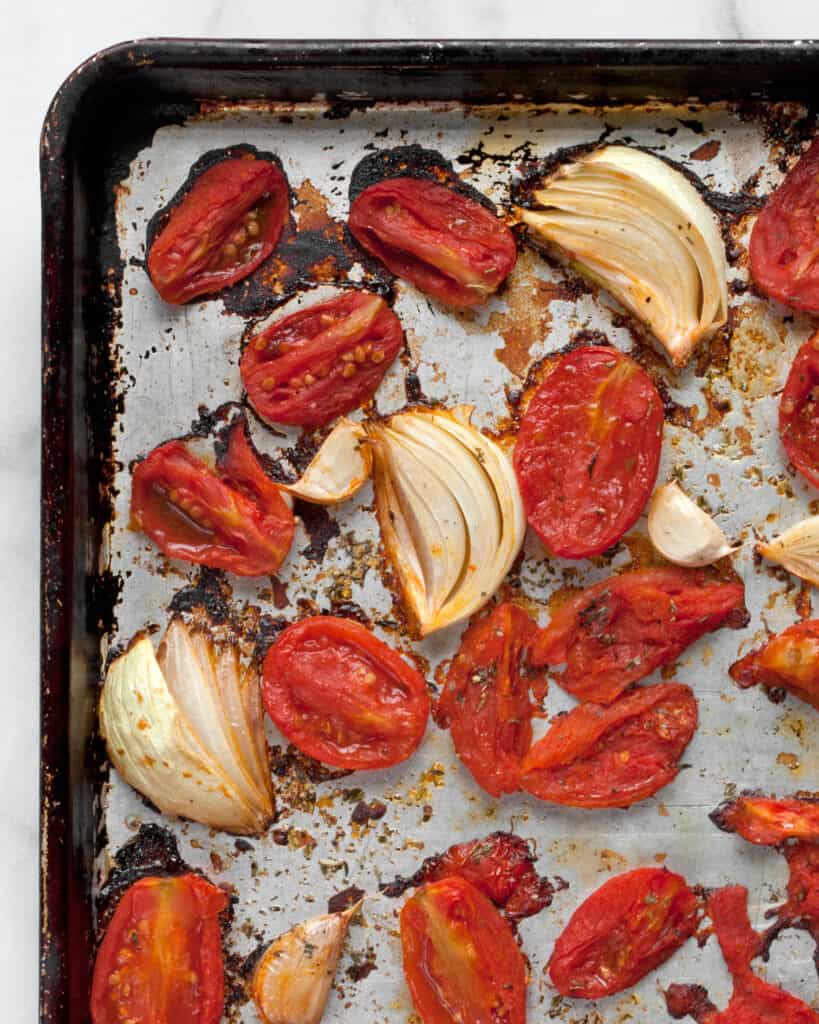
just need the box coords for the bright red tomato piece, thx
[549,866,698,1000]
[261,616,430,769]
[130,419,295,576]
[730,618,819,711]
[532,568,747,704]
[435,603,545,798]
[147,156,289,304]
[520,683,698,809]
[348,176,517,309]
[400,876,527,1024]
[765,842,819,969]
[513,346,663,559]
[780,333,819,488]
[750,139,819,314]
[710,794,819,846]
[241,290,403,427]
[91,873,228,1024]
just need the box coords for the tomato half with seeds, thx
[710,794,819,846]
[262,616,430,769]
[780,332,819,488]
[549,867,698,1000]
[730,618,819,711]
[147,156,289,304]
[520,683,698,809]
[91,873,228,1024]
[750,139,819,314]
[130,418,294,576]
[400,876,527,1024]
[513,346,663,559]
[532,568,748,704]
[435,603,545,798]
[348,177,517,309]
[241,291,403,427]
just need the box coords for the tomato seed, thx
[222,242,238,261]
[262,377,277,391]
[342,363,357,378]
[354,345,366,363]
[371,350,385,364]
[320,314,336,326]
[304,373,316,386]
[246,220,260,238]
[291,376,303,389]
[245,207,259,221]
[231,226,247,246]
[341,351,355,362]
[254,336,268,350]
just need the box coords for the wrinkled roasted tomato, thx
[750,139,819,314]
[435,603,544,798]
[665,885,819,1024]
[261,616,430,770]
[730,618,819,711]
[711,794,819,846]
[91,873,228,1024]
[400,876,527,1024]
[766,842,819,968]
[241,291,404,428]
[520,683,698,808]
[147,156,289,304]
[549,866,698,1000]
[130,418,295,576]
[348,177,517,308]
[780,333,819,488]
[532,568,747,704]
[513,346,663,559]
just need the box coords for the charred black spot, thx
[270,744,352,784]
[327,885,366,914]
[168,568,234,622]
[296,501,340,562]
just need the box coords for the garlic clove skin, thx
[758,515,819,587]
[647,481,736,568]
[252,902,362,1024]
[278,418,372,505]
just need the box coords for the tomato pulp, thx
[779,332,819,488]
[730,618,819,712]
[262,616,430,769]
[711,794,819,846]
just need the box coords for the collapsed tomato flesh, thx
[147,156,289,304]
[513,346,663,559]
[261,616,430,770]
[520,683,698,809]
[665,885,819,1024]
[549,866,698,1000]
[730,618,819,712]
[241,290,404,427]
[780,333,819,489]
[765,842,819,972]
[400,876,527,1024]
[435,602,545,798]
[750,139,819,314]
[710,794,819,846]
[348,176,517,308]
[91,873,228,1024]
[130,419,295,577]
[532,568,747,704]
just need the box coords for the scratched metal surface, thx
[103,102,819,1022]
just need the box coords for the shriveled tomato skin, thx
[400,876,527,1024]
[532,568,748,704]
[780,333,819,488]
[520,683,698,808]
[262,616,430,769]
[513,346,663,559]
[730,618,819,712]
[348,177,517,309]
[147,157,289,304]
[130,420,294,577]
[549,867,698,1000]
[241,291,403,427]
[91,873,228,1024]
[435,603,545,797]
[750,140,819,314]
[710,794,819,846]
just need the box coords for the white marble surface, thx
[3,0,818,1019]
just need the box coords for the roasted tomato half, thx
[710,794,819,846]
[532,568,747,704]
[261,616,430,769]
[780,333,819,488]
[348,177,517,309]
[513,346,663,559]
[241,290,403,427]
[550,866,698,1000]
[91,873,228,1024]
[767,842,819,964]
[435,603,545,798]
[750,139,819,314]
[400,876,527,1024]
[520,683,698,809]
[731,618,819,712]
[130,418,295,577]
[147,156,289,304]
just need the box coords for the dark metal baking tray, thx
[40,39,819,1024]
